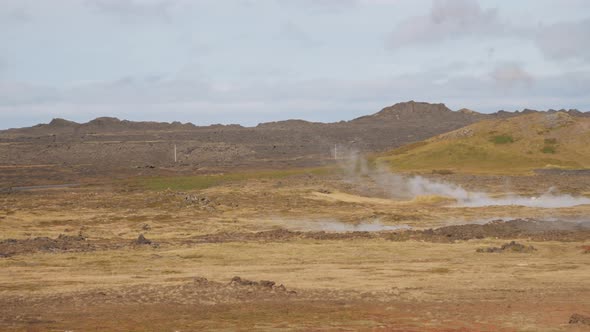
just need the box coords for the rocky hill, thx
[1,101,587,179]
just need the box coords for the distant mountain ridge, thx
[1,101,588,174]
[3,100,586,134]
[35,116,201,134]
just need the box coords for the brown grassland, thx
[0,166,589,331]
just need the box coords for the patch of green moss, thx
[544,138,557,144]
[490,134,514,144]
[136,167,333,190]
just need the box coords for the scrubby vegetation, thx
[542,138,558,154]
[432,169,454,175]
[137,167,332,190]
[490,134,514,144]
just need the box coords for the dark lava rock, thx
[229,276,290,293]
[569,313,590,325]
[57,232,86,241]
[477,241,536,253]
[193,276,209,285]
[230,276,257,287]
[134,234,152,245]
[259,280,276,289]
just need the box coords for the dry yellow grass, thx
[379,112,590,174]
[1,172,590,331]
[2,239,588,301]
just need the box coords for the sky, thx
[1,0,589,129]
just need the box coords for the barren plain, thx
[1,165,589,331]
[1,103,590,331]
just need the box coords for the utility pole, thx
[174,144,177,163]
[334,144,337,160]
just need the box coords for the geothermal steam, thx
[340,152,590,208]
[405,176,590,208]
[275,218,411,232]
[304,220,410,232]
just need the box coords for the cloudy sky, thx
[1,0,589,128]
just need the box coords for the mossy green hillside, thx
[379,112,590,174]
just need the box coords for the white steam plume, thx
[309,220,410,232]
[407,176,590,208]
[271,217,411,232]
[339,151,590,208]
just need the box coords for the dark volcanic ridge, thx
[3,101,586,134]
[1,101,588,176]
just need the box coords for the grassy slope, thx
[136,167,333,190]
[378,112,590,174]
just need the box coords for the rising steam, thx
[405,176,590,208]
[303,220,410,232]
[271,218,411,232]
[339,151,590,208]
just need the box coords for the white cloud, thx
[0,5,30,22]
[385,1,590,66]
[388,0,507,48]
[278,21,321,48]
[489,62,533,87]
[0,81,60,105]
[536,18,590,62]
[279,0,358,12]
[86,0,183,22]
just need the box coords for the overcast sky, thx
[1,0,589,128]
